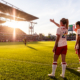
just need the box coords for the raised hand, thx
[50,19,55,23]
[50,19,60,27]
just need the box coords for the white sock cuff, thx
[53,62,57,65]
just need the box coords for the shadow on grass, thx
[50,77,58,80]
[50,77,67,80]
[66,67,80,77]
[27,46,37,51]
[63,78,68,80]
[28,41,40,44]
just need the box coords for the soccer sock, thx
[62,62,66,77]
[52,62,57,76]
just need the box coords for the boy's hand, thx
[53,46,56,53]
[74,46,77,51]
[75,48,77,51]
[50,19,55,23]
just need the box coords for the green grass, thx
[0,41,80,80]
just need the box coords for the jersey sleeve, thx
[77,29,80,37]
[56,28,60,35]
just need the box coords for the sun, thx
[3,20,18,39]
[4,20,18,28]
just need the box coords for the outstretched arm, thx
[50,19,60,27]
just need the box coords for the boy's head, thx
[76,21,80,29]
[60,18,69,29]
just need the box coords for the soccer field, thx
[0,41,80,80]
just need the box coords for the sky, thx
[1,0,80,36]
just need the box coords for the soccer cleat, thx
[77,67,80,72]
[48,73,55,78]
[60,74,65,78]
[78,67,80,69]
[77,70,80,72]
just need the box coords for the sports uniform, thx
[76,29,80,54]
[48,26,68,78]
[55,26,68,55]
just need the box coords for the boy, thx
[75,21,80,63]
[24,37,27,45]
[48,18,68,78]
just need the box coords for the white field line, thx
[0,58,51,66]
[0,58,80,69]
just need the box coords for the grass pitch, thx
[0,41,80,80]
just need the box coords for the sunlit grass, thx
[0,41,79,80]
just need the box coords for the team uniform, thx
[76,29,80,54]
[48,26,68,78]
[55,26,68,55]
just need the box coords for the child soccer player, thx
[48,18,69,78]
[24,37,27,45]
[75,21,80,63]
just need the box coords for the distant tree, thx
[68,33,76,37]
[48,33,51,39]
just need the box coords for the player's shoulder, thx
[77,29,80,32]
[56,27,61,33]
[57,27,61,30]
[77,29,80,34]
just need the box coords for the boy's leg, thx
[48,47,61,77]
[78,49,80,63]
[61,54,66,78]
[48,54,59,77]
[60,46,67,78]
[78,54,80,63]
[52,54,59,75]
[77,50,80,72]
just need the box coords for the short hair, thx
[76,21,80,26]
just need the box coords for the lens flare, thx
[13,8,16,40]
[13,28,16,39]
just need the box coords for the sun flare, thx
[4,21,18,28]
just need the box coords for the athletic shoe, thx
[60,74,65,78]
[48,73,55,78]
[77,70,80,72]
